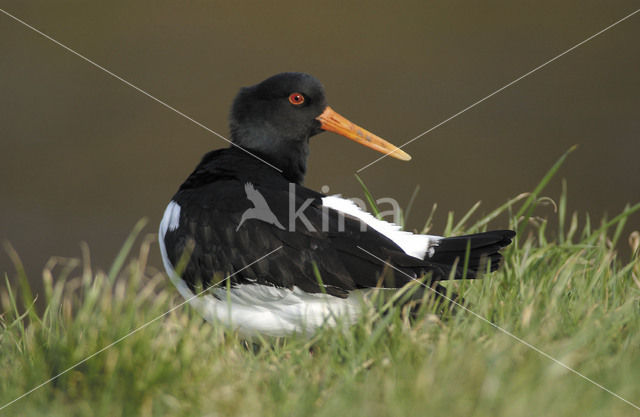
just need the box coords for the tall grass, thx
[1,151,639,416]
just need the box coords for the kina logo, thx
[236,183,285,231]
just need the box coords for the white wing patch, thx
[322,195,441,259]
[159,200,181,238]
[158,200,194,303]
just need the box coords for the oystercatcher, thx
[159,72,514,337]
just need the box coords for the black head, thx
[229,72,410,183]
[230,73,327,147]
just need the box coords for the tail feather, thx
[430,230,515,279]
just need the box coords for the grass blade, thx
[107,218,148,281]
[354,173,380,217]
[514,145,577,237]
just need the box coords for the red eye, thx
[288,93,305,105]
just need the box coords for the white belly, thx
[190,284,367,337]
[159,201,366,337]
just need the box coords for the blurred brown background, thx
[1,1,639,289]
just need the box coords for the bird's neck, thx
[252,140,309,184]
[231,128,310,184]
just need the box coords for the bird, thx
[159,72,515,337]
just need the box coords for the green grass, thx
[2,153,640,416]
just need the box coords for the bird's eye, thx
[288,93,305,106]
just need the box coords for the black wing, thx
[163,177,431,297]
[161,149,513,298]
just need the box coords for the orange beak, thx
[315,107,411,161]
